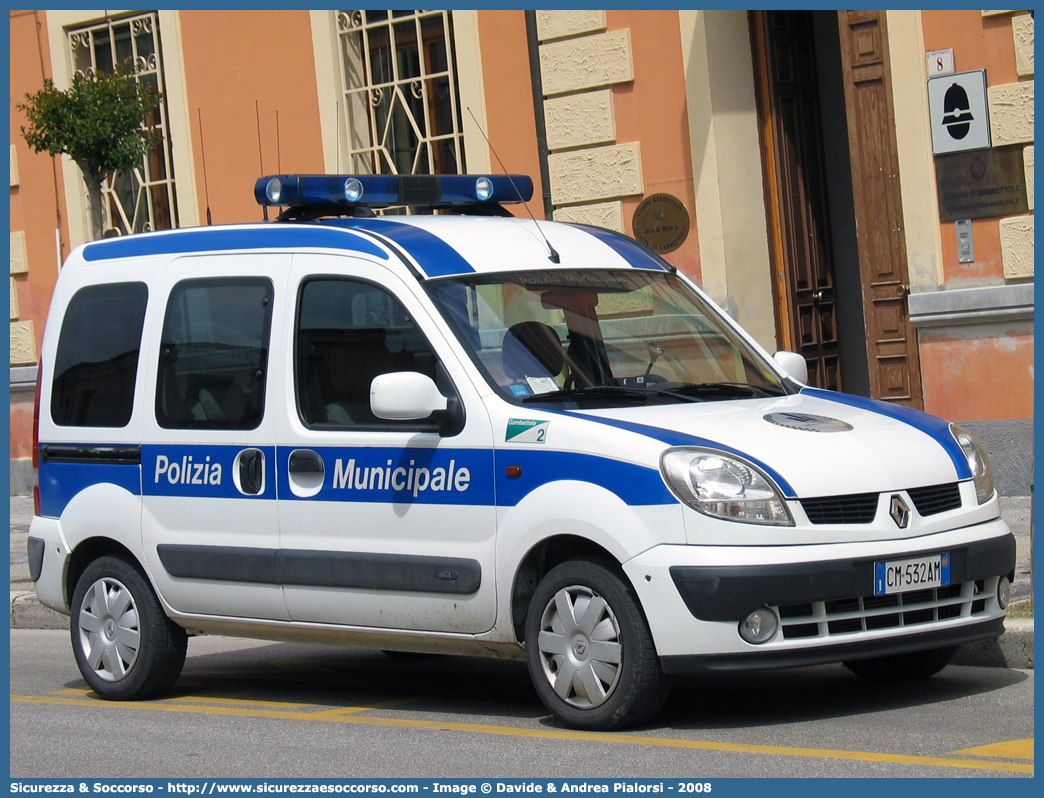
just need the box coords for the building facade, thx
[9,9,1033,493]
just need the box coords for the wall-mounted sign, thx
[631,193,690,254]
[927,70,990,154]
[935,144,1028,222]
[926,49,955,76]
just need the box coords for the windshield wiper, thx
[659,382,784,399]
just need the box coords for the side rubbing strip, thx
[276,550,481,595]
[158,545,279,585]
[156,544,480,595]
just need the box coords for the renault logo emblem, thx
[889,495,910,528]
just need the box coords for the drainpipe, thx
[524,11,554,220]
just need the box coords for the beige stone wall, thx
[1000,216,1034,279]
[534,11,640,230]
[9,230,33,365]
[988,81,1034,146]
[535,10,605,43]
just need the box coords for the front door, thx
[753,10,843,392]
[276,254,498,634]
[837,10,923,408]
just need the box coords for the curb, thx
[10,589,1034,669]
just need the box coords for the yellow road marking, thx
[53,687,314,710]
[952,739,1034,760]
[10,693,1032,775]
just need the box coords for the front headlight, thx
[661,447,794,526]
[950,424,995,504]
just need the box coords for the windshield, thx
[428,269,790,407]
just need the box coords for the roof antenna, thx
[256,99,267,221]
[197,109,212,225]
[467,107,559,264]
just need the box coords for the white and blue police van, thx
[29,173,1015,730]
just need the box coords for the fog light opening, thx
[739,608,779,644]
[997,576,1011,610]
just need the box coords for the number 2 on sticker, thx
[536,428,545,442]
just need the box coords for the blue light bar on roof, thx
[254,174,533,209]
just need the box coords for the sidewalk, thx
[9,494,1033,668]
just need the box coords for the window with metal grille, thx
[68,12,177,235]
[337,10,465,178]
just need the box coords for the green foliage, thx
[18,61,161,186]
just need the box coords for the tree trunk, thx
[83,171,105,241]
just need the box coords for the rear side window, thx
[51,282,148,428]
[156,277,273,430]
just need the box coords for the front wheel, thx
[525,559,670,730]
[70,555,187,700]
[844,646,956,682]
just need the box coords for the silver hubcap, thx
[537,585,622,709]
[77,576,141,683]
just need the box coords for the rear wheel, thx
[844,646,956,681]
[525,559,670,730]
[70,555,187,700]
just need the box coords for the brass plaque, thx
[936,145,1029,222]
[632,193,690,253]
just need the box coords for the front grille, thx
[799,482,963,525]
[908,483,962,516]
[801,492,878,524]
[776,578,992,640]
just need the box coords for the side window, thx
[51,282,148,427]
[296,278,437,428]
[156,278,273,430]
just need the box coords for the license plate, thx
[874,553,951,596]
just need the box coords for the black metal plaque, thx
[936,145,1029,222]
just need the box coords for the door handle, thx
[235,448,265,496]
[896,284,910,298]
[288,450,324,474]
[812,290,824,302]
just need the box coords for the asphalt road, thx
[9,629,1033,779]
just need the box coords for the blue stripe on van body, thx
[330,219,476,277]
[40,442,674,516]
[81,225,389,262]
[276,446,494,505]
[549,410,798,498]
[37,458,142,518]
[569,225,671,271]
[799,388,970,479]
[495,449,674,507]
[142,445,277,500]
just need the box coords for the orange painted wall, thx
[921,10,1028,286]
[919,327,1034,421]
[9,10,70,356]
[475,11,545,214]
[10,11,71,460]
[607,10,700,283]
[178,10,325,226]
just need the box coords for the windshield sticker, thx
[526,376,560,394]
[507,419,549,444]
[509,383,531,397]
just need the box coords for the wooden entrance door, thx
[752,10,842,391]
[836,10,923,408]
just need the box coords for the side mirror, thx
[370,371,464,437]
[773,351,808,385]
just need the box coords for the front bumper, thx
[622,518,1014,669]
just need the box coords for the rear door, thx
[276,254,498,634]
[140,254,287,620]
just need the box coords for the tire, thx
[70,555,187,700]
[524,559,671,730]
[844,646,956,682]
